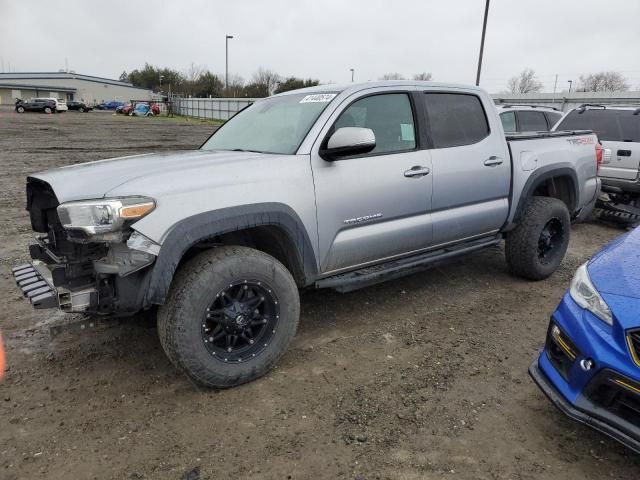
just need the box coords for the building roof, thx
[0,72,151,91]
[0,83,76,92]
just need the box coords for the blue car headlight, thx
[569,263,613,325]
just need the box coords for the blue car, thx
[530,226,640,453]
[97,101,124,110]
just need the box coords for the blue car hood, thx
[588,227,640,300]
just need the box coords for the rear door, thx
[423,91,510,246]
[557,109,640,181]
[311,89,433,274]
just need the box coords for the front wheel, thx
[79,107,85,112]
[44,107,52,114]
[158,246,300,388]
[505,196,571,280]
[16,106,25,113]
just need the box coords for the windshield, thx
[201,92,338,154]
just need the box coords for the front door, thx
[311,90,433,274]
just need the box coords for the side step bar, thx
[315,235,502,293]
[12,263,58,309]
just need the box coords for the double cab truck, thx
[13,81,602,388]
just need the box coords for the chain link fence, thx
[169,97,257,121]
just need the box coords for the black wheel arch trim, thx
[143,203,317,306]
[512,166,579,225]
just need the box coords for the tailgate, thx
[600,140,640,181]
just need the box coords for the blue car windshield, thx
[201,92,338,155]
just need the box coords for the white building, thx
[0,71,155,105]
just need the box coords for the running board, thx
[315,236,502,293]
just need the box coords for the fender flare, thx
[143,203,317,306]
[513,166,579,224]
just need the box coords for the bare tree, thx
[412,72,433,81]
[380,72,405,80]
[224,74,245,97]
[578,71,629,92]
[250,68,281,96]
[507,68,543,94]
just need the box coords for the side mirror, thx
[320,127,376,160]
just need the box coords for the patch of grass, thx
[111,113,224,126]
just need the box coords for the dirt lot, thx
[0,108,637,480]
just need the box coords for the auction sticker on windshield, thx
[299,94,337,103]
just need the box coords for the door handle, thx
[404,166,430,178]
[484,156,503,167]
[617,149,632,157]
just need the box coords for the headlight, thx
[57,197,155,238]
[569,263,613,325]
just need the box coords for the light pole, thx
[159,74,165,92]
[567,80,573,95]
[350,68,354,82]
[225,35,234,90]
[475,0,490,86]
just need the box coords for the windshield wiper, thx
[231,148,265,153]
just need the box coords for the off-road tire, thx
[505,196,571,280]
[157,246,300,388]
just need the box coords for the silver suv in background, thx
[497,105,563,133]
[554,104,640,225]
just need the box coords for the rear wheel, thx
[158,246,300,388]
[79,107,85,112]
[505,196,571,280]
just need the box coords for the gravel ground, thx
[0,108,638,480]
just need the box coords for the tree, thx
[380,72,405,80]
[274,76,320,94]
[119,70,128,82]
[193,71,224,98]
[223,74,245,98]
[125,63,184,93]
[248,68,281,97]
[412,72,433,81]
[578,71,629,92]
[507,68,543,94]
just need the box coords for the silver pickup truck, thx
[13,81,601,388]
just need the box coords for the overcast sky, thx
[2,0,639,93]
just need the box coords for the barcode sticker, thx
[300,94,337,103]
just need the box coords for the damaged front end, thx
[12,178,160,315]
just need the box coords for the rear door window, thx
[517,111,548,131]
[423,93,490,148]
[500,111,516,132]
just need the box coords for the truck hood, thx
[588,227,640,299]
[29,150,265,203]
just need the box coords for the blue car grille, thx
[586,370,640,429]
[627,330,640,368]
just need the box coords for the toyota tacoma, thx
[13,81,602,388]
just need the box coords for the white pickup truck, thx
[14,81,602,387]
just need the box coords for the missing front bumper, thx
[12,261,97,312]
[12,262,57,309]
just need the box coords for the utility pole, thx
[225,35,234,90]
[350,68,354,82]
[475,0,490,86]
[568,79,573,95]
[552,74,558,103]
